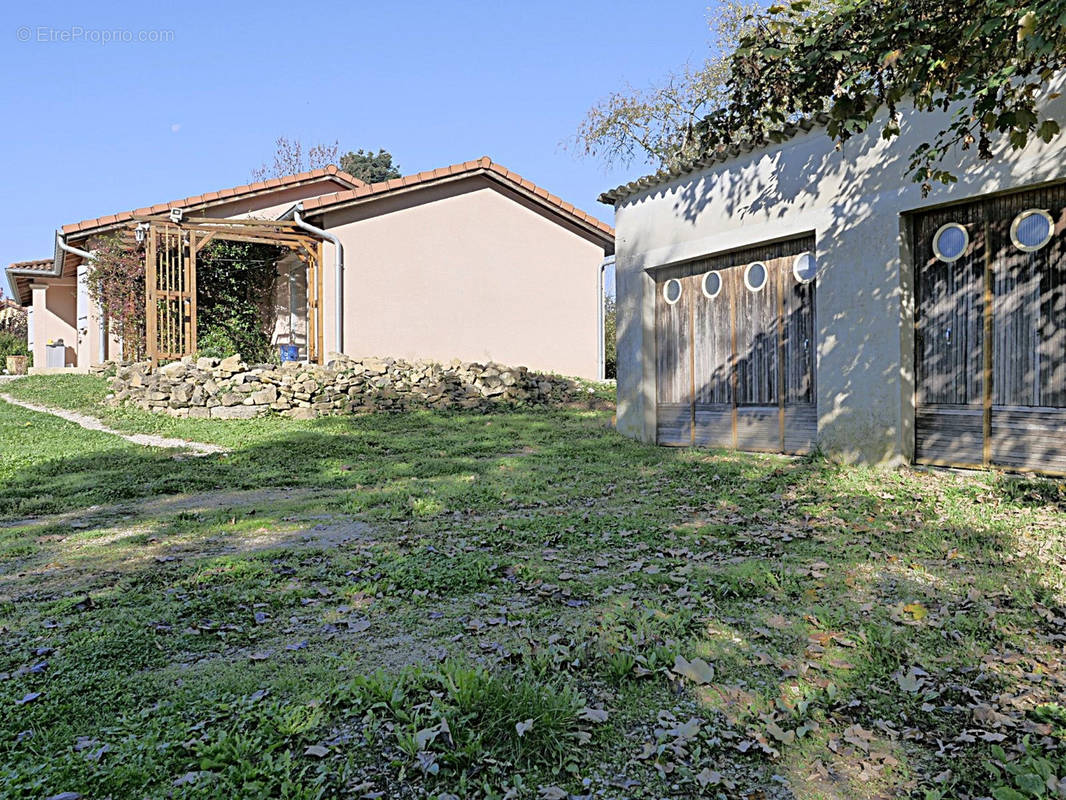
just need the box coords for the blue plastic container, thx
[279,344,299,363]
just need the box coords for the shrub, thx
[0,331,29,361]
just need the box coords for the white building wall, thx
[613,88,1066,463]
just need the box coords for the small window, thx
[744,262,768,293]
[662,278,682,305]
[932,222,969,263]
[793,251,817,283]
[701,271,722,299]
[1011,209,1054,252]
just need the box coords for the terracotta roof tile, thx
[61,164,367,236]
[6,258,54,272]
[299,158,613,241]
[599,112,833,205]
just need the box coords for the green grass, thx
[0,375,1064,798]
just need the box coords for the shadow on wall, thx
[616,108,1066,465]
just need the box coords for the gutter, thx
[5,232,66,300]
[291,205,344,357]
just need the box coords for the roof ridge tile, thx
[299,156,613,238]
[61,165,367,235]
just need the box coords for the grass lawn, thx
[1,375,1065,799]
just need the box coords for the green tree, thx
[700,0,1066,191]
[339,149,402,184]
[603,294,617,379]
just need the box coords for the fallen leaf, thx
[896,668,924,693]
[695,767,721,788]
[304,744,329,758]
[579,706,609,723]
[673,655,715,685]
[765,718,796,744]
[903,602,928,621]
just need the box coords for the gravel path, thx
[0,391,228,455]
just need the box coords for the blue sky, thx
[0,0,716,271]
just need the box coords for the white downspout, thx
[58,237,105,364]
[292,206,343,357]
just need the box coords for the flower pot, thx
[6,355,28,375]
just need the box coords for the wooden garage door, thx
[914,183,1066,473]
[655,236,816,453]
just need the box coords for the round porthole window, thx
[744,262,768,293]
[932,222,969,263]
[1011,209,1054,252]
[662,278,682,305]
[701,271,722,299]
[793,251,817,283]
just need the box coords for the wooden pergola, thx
[132,215,325,365]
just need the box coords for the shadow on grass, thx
[1,402,1063,798]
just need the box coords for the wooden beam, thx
[730,275,738,450]
[688,283,696,447]
[176,216,307,229]
[191,230,217,254]
[146,228,157,365]
[982,222,994,467]
[777,262,786,453]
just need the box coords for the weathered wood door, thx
[145,224,197,363]
[654,236,817,453]
[914,184,1066,473]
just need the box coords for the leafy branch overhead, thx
[699,0,1066,191]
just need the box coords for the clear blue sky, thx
[0,0,715,270]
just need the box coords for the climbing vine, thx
[86,232,285,363]
[195,240,282,363]
[85,234,146,360]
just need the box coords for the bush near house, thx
[0,300,30,367]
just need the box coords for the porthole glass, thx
[1011,209,1053,252]
[701,271,722,299]
[744,262,768,292]
[793,251,817,283]
[932,222,969,263]
[662,278,682,305]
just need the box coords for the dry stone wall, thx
[98,353,592,419]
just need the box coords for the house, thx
[601,92,1066,474]
[7,158,614,379]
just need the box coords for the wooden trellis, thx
[137,216,325,365]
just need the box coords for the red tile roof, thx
[5,259,56,305]
[62,165,367,236]
[301,157,614,241]
[6,258,55,273]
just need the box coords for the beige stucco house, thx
[7,158,614,379]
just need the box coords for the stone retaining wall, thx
[98,354,594,419]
